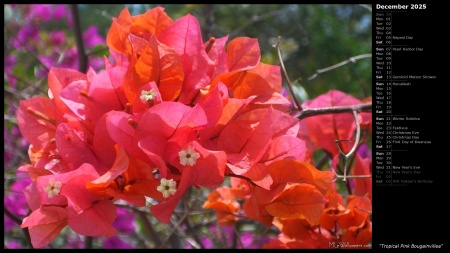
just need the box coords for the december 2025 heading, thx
[376,4,426,10]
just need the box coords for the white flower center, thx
[43,178,62,198]
[140,89,158,102]
[156,178,177,198]
[179,145,200,166]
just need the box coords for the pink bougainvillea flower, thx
[149,141,227,223]
[134,102,208,177]
[121,34,184,103]
[21,163,117,248]
[16,96,56,150]
[217,106,303,189]
[158,13,214,104]
[86,144,163,206]
[298,90,372,157]
[106,7,173,55]
[62,172,117,237]
[21,205,69,248]
[242,160,334,227]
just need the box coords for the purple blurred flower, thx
[113,207,136,234]
[59,48,79,68]
[83,25,105,48]
[102,237,134,249]
[27,4,53,22]
[5,239,22,249]
[65,234,84,249]
[51,5,68,21]
[27,4,68,22]
[49,31,67,48]
[10,25,40,50]
[237,231,269,249]
[26,4,72,28]
[4,54,17,74]
[37,45,106,78]
[357,143,372,159]
[37,47,78,78]
[216,225,234,247]
[281,87,289,97]
[4,173,32,232]
[89,56,106,72]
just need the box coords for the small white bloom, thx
[179,145,200,166]
[140,89,158,102]
[157,178,177,198]
[43,178,62,198]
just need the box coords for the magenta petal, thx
[56,123,105,172]
[21,206,68,249]
[16,97,56,149]
[68,199,117,237]
[87,66,128,123]
[62,174,117,237]
[158,14,203,56]
[59,80,89,120]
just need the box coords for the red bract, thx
[86,145,163,206]
[298,90,372,157]
[21,163,117,247]
[21,206,68,249]
[16,97,56,150]
[150,141,227,223]
[217,107,304,189]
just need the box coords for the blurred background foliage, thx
[74,4,372,100]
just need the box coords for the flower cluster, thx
[15,6,372,249]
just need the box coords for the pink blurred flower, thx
[5,239,23,249]
[27,4,53,22]
[4,173,32,232]
[83,25,105,48]
[52,5,68,21]
[49,31,67,48]
[26,4,68,22]
[113,207,136,234]
[10,25,40,50]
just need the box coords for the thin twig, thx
[4,87,26,101]
[4,206,23,225]
[4,207,33,248]
[137,210,162,247]
[308,54,372,81]
[274,36,303,111]
[70,4,88,73]
[184,216,205,249]
[334,110,360,182]
[297,102,372,120]
[314,152,331,170]
[331,163,353,194]
[159,212,189,249]
[355,205,372,215]
[84,236,93,249]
